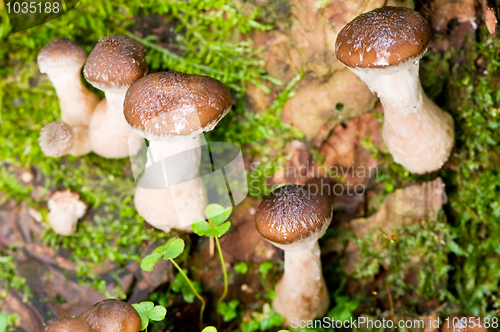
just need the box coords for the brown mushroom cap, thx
[79,299,142,332]
[39,121,74,157]
[255,184,334,245]
[83,35,147,88]
[335,6,431,68]
[38,38,87,73]
[442,314,488,332]
[123,71,233,139]
[42,316,92,332]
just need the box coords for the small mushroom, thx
[39,121,92,157]
[443,314,488,332]
[255,183,334,325]
[42,316,92,332]
[123,71,233,232]
[335,6,454,174]
[48,189,87,236]
[39,121,74,157]
[38,38,100,128]
[84,35,147,158]
[79,299,142,332]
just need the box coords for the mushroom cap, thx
[48,189,87,236]
[442,314,487,332]
[42,316,92,332]
[83,35,147,88]
[38,38,87,73]
[123,71,233,140]
[335,6,431,68]
[39,121,74,157]
[79,299,142,332]
[255,184,334,246]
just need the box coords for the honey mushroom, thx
[84,35,147,158]
[38,38,100,157]
[335,6,454,174]
[123,71,233,232]
[255,183,334,326]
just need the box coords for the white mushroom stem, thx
[48,190,87,236]
[349,60,454,174]
[133,134,207,232]
[273,241,329,325]
[68,126,92,157]
[43,69,99,127]
[88,86,143,158]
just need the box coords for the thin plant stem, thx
[170,259,206,331]
[215,236,228,327]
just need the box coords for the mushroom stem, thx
[134,135,207,232]
[273,241,329,325]
[45,71,99,127]
[88,86,143,158]
[146,136,202,182]
[350,60,454,174]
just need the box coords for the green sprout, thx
[131,301,167,331]
[140,237,206,330]
[0,313,7,332]
[192,204,233,327]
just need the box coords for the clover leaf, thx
[140,238,185,271]
[132,301,167,331]
[202,327,218,332]
[191,204,232,237]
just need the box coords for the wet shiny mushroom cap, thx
[42,316,92,332]
[255,184,334,245]
[80,299,142,332]
[123,71,233,139]
[83,35,147,88]
[38,38,87,73]
[335,6,431,68]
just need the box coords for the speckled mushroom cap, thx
[255,184,334,246]
[38,38,87,73]
[80,299,141,332]
[39,121,74,157]
[442,314,487,332]
[335,6,431,68]
[42,316,92,332]
[83,35,147,89]
[123,71,233,140]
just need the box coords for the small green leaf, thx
[205,222,231,237]
[163,238,185,260]
[192,220,212,235]
[140,238,185,271]
[147,305,167,321]
[234,262,248,274]
[202,327,218,332]
[259,262,273,276]
[205,204,232,225]
[0,313,8,332]
[132,301,167,331]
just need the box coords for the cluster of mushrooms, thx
[42,299,141,332]
[37,5,465,330]
[38,35,233,233]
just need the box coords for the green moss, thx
[0,0,298,301]
[442,28,500,316]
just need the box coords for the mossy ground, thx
[1,0,500,331]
